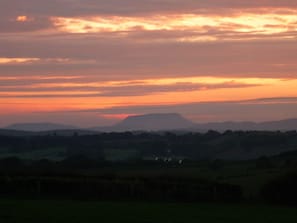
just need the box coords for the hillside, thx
[5,123,78,132]
[92,113,194,131]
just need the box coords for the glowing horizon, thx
[0,1,296,127]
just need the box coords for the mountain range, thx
[3,113,297,132]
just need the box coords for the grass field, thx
[0,199,296,223]
[108,164,292,198]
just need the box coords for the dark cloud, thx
[0,16,52,32]
[1,33,297,79]
[98,82,259,97]
[247,97,297,103]
[0,81,259,97]
[1,0,297,18]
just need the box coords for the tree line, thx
[0,130,296,160]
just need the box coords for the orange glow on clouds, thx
[0,76,281,91]
[0,58,96,65]
[0,76,296,115]
[52,9,297,41]
[0,58,40,64]
[16,15,29,22]
[1,7,297,125]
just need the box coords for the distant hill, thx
[193,118,297,131]
[91,115,297,132]
[5,123,78,132]
[3,115,297,133]
[0,128,98,137]
[257,119,297,131]
[91,113,194,132]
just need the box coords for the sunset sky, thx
[0,0,297,127]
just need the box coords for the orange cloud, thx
[0,57,40,64]
[0,76,296,115]
[0,76,280,96]
[16,15,29,22]
[51,10,297,42]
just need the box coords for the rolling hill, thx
[5,123,78,132]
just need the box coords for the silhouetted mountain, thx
[5,123,78,132]
[91,113,194,132]
[91,115,297,132]
[3,116,297,133]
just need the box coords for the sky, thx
[0,0,297,127]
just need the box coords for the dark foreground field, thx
[1,199,297,223]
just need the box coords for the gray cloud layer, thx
[0,82,259,98]
[1,0,297,80]
[2,0,297,18]
[1,37,296,79]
